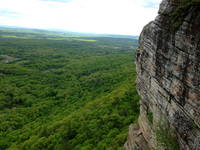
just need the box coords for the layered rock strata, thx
[125,0,200,149]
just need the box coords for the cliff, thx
[124,0,200,149]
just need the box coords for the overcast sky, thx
[0,0,162,35]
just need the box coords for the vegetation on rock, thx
[146,111,153,124]
[156,126,179,150]
[170,0,200,31]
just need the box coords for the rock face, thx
[125,0,200,149]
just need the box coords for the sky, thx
[0,0,162,35]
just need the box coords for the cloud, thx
[0,0,162,35]
[0,9,21,18]
[41,0,73,2]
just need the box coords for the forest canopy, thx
[0,28,139,150]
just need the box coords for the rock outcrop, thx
[125,0,200,149]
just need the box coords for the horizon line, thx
[0,25,140,37]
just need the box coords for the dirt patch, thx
[0,55,19,63]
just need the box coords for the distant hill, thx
[0,26,139,39]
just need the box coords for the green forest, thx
[0,28,139,150]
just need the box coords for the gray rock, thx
[125,0,200,149]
